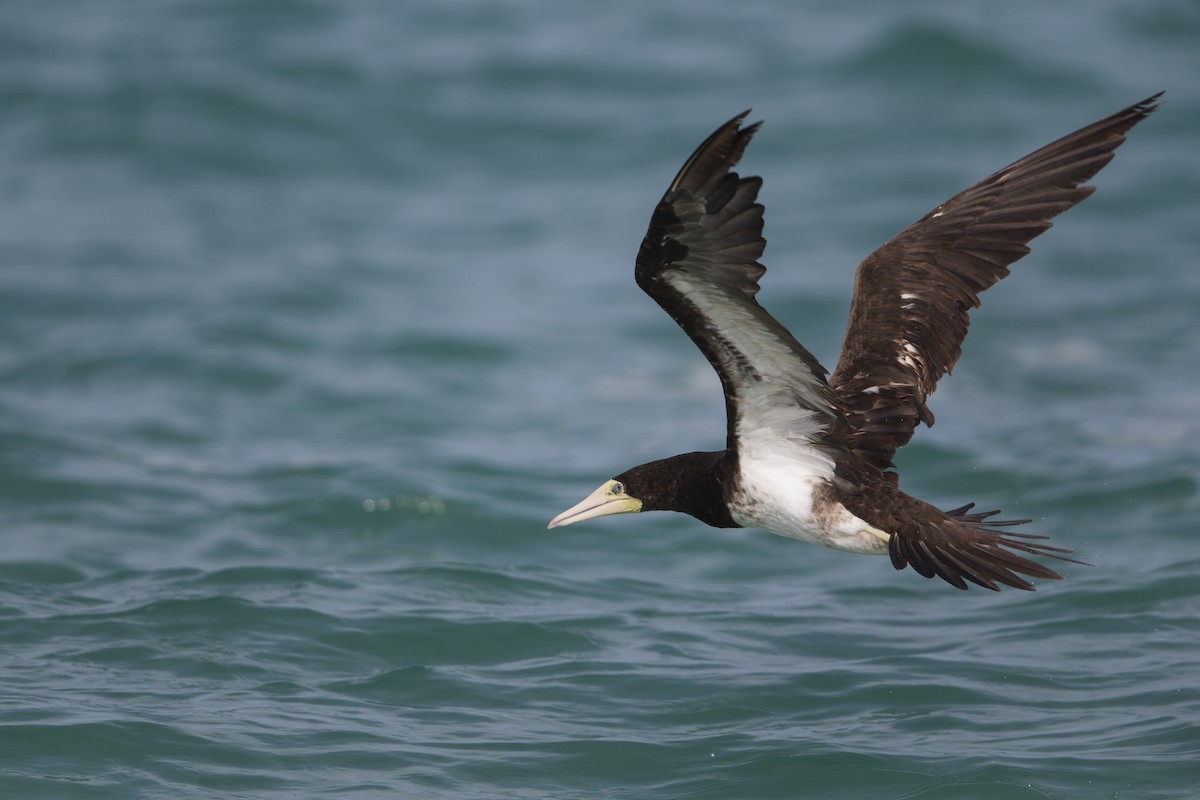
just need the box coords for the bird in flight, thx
[550,94,1161,591]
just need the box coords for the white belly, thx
[728,440,889,555]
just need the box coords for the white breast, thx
[728,433,889,555]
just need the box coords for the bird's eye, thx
[611,481,625,495]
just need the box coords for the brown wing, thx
[830,93,1162,471]
[636,112,843,452]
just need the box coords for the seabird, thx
[549,94,1161,591]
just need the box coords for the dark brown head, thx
[548,451,738,530]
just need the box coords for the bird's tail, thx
[889,502,1089,591]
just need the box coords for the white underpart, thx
[728,398,889,555]
[663,271,828,408]
[662,269,833,420]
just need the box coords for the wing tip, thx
[666,111,764,196]
[1133,90,1165,115]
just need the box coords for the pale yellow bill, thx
[548,479,642,529]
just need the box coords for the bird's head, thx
[546,473,645,529]
[548,452,730,529]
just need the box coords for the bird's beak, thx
[548,479,642,529]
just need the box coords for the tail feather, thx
[888,502,1088,591]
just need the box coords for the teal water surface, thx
[2,1,1199,798]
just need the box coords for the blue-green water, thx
[2,1,1198,797]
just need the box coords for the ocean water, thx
[1,1,1198,797]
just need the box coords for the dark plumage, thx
[550,94,1161,591]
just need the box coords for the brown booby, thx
[549,94,1161,591]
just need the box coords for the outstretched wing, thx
[634,113,843,453]
[830,93,1162,471]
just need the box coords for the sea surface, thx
[1,1,1198,798]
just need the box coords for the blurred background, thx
[1,1,1197,798]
